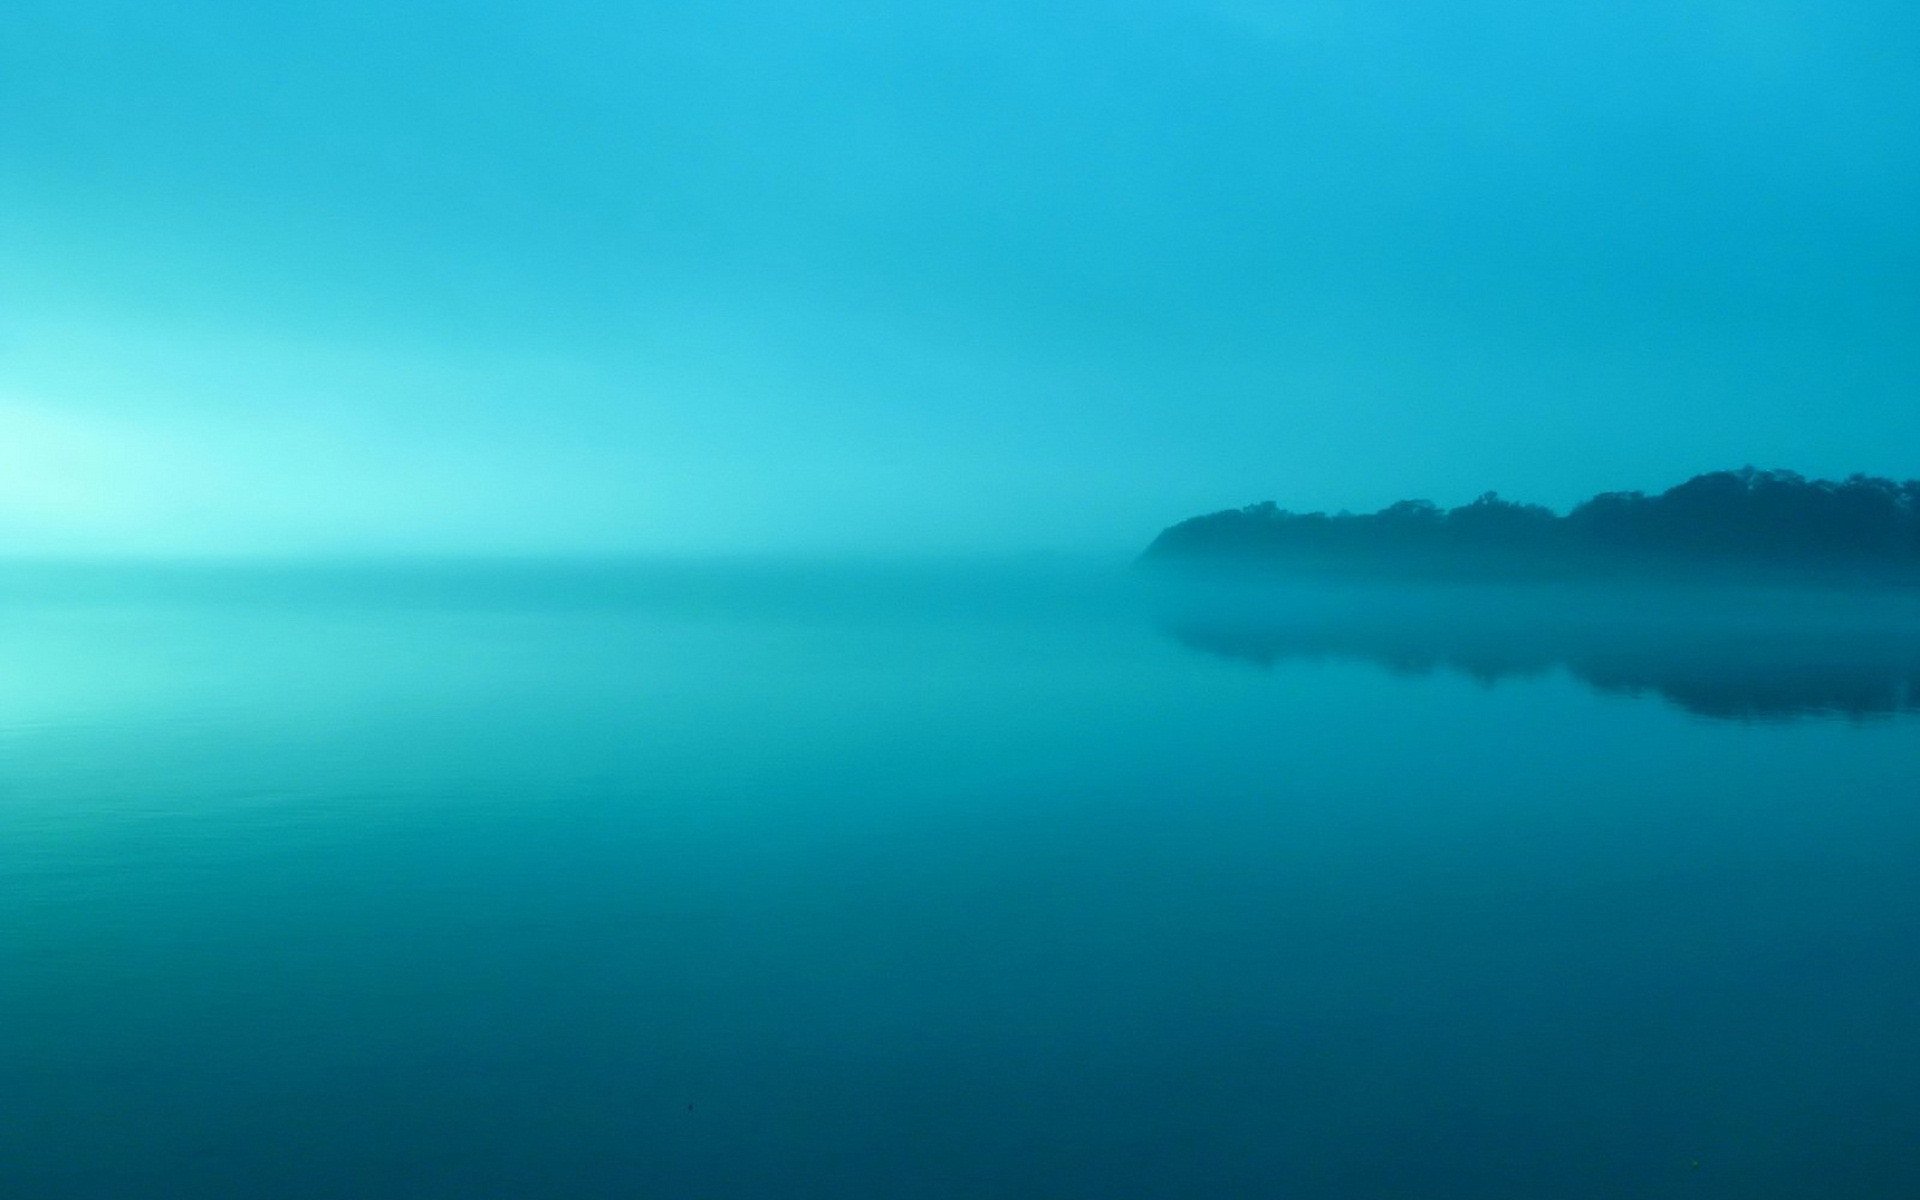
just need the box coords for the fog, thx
[5,2,1919,555]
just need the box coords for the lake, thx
[3,563,1918,1198]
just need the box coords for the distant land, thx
[1141,469,1920,585]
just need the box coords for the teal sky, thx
[3,1,1916,555]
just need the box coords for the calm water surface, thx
[2,564,1917,1198]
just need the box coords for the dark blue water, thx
[3,564,1918,1198]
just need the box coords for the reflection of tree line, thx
[1157,587,1920,721]
[1145,470,1920,584]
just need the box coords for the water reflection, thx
[1154,583,1920,720]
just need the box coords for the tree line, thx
[1142,469,1920,583]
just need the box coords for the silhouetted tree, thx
[1142,468,1920,584]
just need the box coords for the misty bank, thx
[1141,469,1920,586]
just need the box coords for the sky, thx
[2,0,1917,556]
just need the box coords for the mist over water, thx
[9,0,1918,1192]
[3,560,1918,1198]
